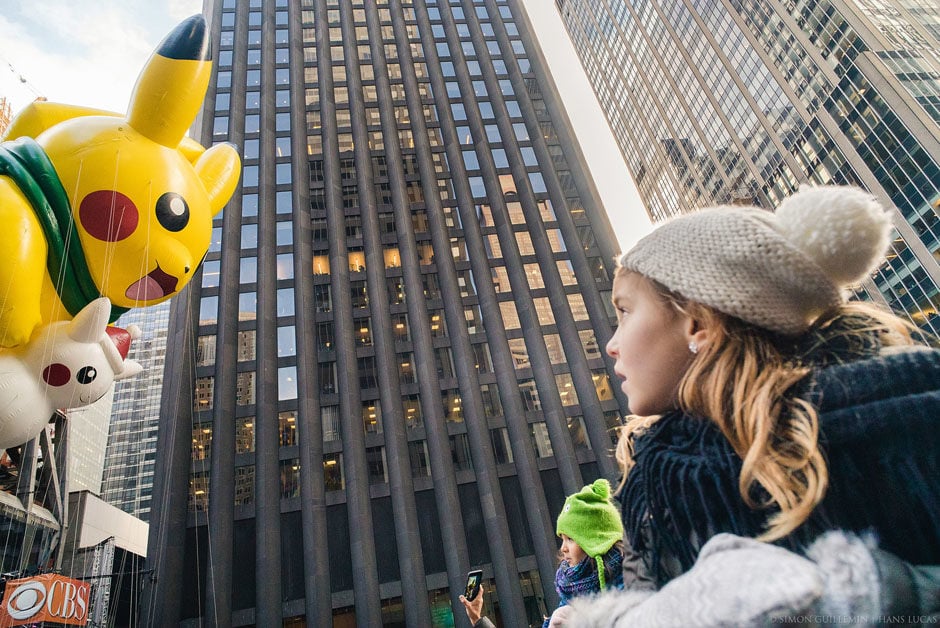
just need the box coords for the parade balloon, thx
[0,298,142,449]
[0,15,239,447]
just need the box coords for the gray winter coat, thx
[568,531,940,627]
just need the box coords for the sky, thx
[0,0,652,251]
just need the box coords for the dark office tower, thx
[143,1,629,626]
[557,0,940,335]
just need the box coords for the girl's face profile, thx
[559,534,586,567]
[605,272,694,416]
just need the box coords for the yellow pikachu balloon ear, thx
[196,143,242,217]
[126,15,211,148]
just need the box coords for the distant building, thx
[0,97,13,136]
[100,302,170,523]
[0,95,47,137]
[144,1,628,626]
[0,415,67,578]
[66,393,114,495]
[557,0,940,334]
[60,491,148,627]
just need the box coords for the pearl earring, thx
[688,341,699,354]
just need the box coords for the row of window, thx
[195,313,604,369]
[200,229,578,289]
[192,343,612,410]
[187,415,600,512]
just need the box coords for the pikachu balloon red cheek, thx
[78,190,139,242]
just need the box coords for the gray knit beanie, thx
[620,185,893,335]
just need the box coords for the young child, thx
[460,479,625,628]
[562,185,939,624]
[544,479,624,627]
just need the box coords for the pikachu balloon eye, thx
[156,192,190,232]
[79,190,140,242]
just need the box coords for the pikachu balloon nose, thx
[0,15,240,349]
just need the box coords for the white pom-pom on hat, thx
[774,185,892,287]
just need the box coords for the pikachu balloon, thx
[0,15,239,349]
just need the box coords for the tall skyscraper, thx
[557,0,940,335]
[144,1,628,626]
[99,301,170,522]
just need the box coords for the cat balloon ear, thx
[67,298,113,344]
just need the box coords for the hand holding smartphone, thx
[464,569,483,602]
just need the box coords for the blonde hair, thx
[613,271,917,541]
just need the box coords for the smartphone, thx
[465,569,483,601]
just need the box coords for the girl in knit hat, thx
[562,185,940,625]
[544,479,625,627]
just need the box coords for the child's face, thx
[605,272,694,416]
[560,534,587,567]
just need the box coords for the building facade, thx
[0,97,13,136]
[99,302,170,522]
[144,1,628,626]
[65,394,113,494]
[557,0,940,335]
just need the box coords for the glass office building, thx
[557,0,940,335]
[144,1,629,626]
[99,302,170,522]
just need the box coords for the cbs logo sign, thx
[1,574,89,626]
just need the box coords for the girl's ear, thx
[683,311,712,352]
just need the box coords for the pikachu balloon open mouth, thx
[0,15,240,447]
[126,265,181,302]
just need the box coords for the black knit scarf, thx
[620,340,940,586]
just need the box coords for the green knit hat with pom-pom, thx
[556,479,623,589]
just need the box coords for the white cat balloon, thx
[0,297,142,448]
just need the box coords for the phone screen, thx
[465,571,482,601]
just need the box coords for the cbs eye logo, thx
[6,581,46,619]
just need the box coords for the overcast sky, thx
[0,0,651,250]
